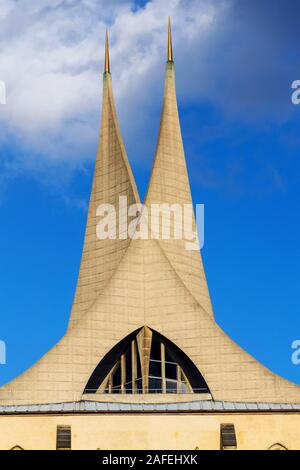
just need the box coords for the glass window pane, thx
[149,358,161,378]
[149,377,162,393]
[166,379,177,393]
[165,362,177,380]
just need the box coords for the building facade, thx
[0,23,299,450]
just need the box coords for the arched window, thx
[10,446,24,450]
[84,327,210,395]
[268,443,288,451]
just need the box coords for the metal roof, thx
[0,400,300,414]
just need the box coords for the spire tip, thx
[105,29,110,74]
[168,17,173,63]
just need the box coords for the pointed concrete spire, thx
[105,29,110,74]
[146,23,214,319]
[68,32,139,329]
[168,17,173,63]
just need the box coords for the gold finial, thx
[168,17,173,63]
[105,29,110,74]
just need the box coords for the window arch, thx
[10,446,24,450]
[84,327,210,395]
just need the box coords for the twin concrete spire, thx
[1,21,300,408]
[104,18,174,74]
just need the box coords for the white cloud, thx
[0,0,297,192]
[0,0,226,176]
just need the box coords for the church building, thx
[0,22,300,451]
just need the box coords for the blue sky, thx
[0,0,300,387]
